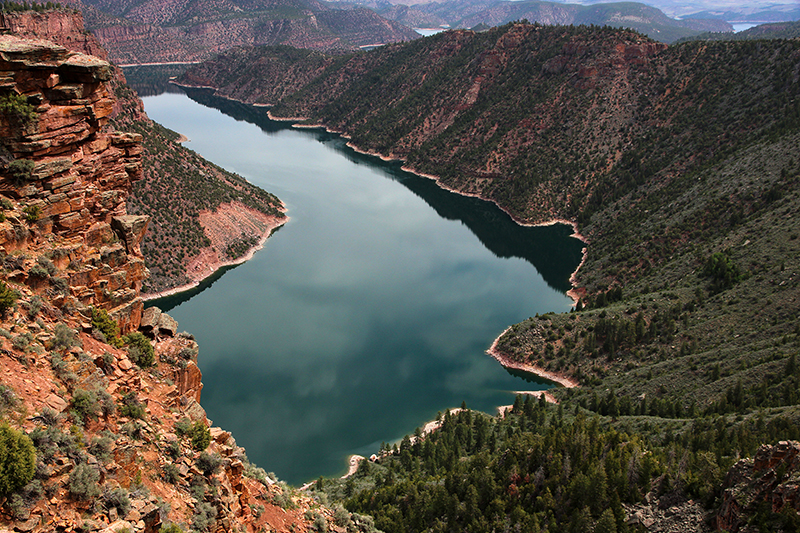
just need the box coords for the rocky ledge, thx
[717,440,800,532]
[0,34,147,331]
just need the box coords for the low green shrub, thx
[192,502,217,532]
[36,407,60,426]
[190,421,211,452]
[123,332,154,368]
[91,308,122,348]
[174,418,192,437]
[101,486,131,516]
[52,323,79,351]
[68,463,100,501]
[70,388,99,425]
[118,392,145,420]
[7,159,34,184]
[163,463,180,484]
[23,295,43,317]
[36,256,56,276]
[22,205,41,223]
[0,423,36,494]
[165,439,181,459]
[11,332,33,352]
[0,281,19,316]
[196,452,222,476]
[0,384,17,415]
[0,94,36,124]
[89,432,115,463]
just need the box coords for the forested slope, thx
[109,87,286,294]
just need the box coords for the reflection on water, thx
[180,87,585,294]
[136,79,583,486]
[122,65,193,97]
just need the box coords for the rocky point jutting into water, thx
[0,33,350,533]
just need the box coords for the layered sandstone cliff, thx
[0,10,289,296]
[0,33,147,331]
[717,441,800,532]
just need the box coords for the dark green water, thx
[141,90,584,485]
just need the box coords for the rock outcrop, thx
[0,34,147,332]
[0,11,109,60]
[717,441,800,532]
[0,10,290,297]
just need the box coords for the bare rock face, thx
[140,306,178,338]
[111,213,149,256]
[0,34,147,331]
[0,11,109,59]
[717,441,800,532]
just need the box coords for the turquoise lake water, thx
[140,89,584,485]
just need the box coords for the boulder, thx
[139,306,162,337]
[158,312,178,337]
[111,214,149,256]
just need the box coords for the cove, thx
[139,88,585,486]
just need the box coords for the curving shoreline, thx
[142,215,287,301]
[171,82,587,387]
[487,326,580,390]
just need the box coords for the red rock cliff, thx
[0,34,148,331]
[717,440,800,532]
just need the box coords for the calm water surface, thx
[141,90,584,485]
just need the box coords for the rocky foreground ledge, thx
[0,34,147,331]
[0,35,340,533]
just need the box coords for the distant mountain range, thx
[360,0,800,25]
[62,0,419,64]
[62,0,800,66]
[585,0,800,21]
[335,0,734,43]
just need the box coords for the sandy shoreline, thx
[142,216,286,301]
[487,326,580,389]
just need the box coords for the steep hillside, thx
[60,0,418,64]
[111,104,287,296]
[179,23,798,226]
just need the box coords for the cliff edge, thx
[0,34,342,533]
